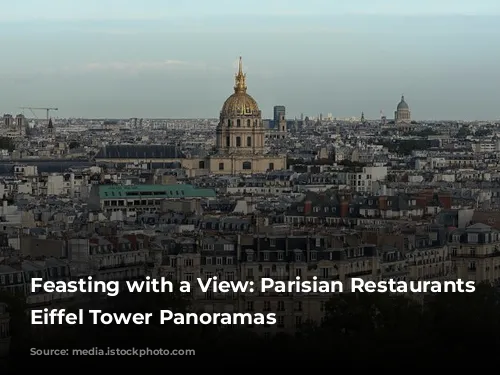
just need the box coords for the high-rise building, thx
[273,106,285,125]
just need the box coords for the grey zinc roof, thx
[95,145,185,159]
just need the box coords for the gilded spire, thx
[234,56,247,94]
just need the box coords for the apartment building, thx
[89,184,216,215]
[449,223,500,283]
[0,303,10,358]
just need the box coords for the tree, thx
[0,137,15,152]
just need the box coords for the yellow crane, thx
[19,107,58,120]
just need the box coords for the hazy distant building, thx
[267,105,287,139]
[394,95,413,132]
[3,114,13,128]
[273,106,285,126]
[394,95,411,124]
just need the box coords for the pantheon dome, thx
[394,95,411,124]
[220,57,261,118]
[397,95,409,110]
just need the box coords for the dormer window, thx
[297,206,304,213]
[468,233,478,243]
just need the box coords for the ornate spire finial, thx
[401,94,405,101]
[234,56,247,94]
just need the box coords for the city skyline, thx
[1,2,499,120]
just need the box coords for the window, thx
[277,301,285,311]
[269,163,274,170]
[295,316,302,327]
[216,257,223,265]
[226,257,233,265]
[184,259,193,267]
[247,136,252,147]
[227,119,231,127]
[242,161,251,170]
[277,252,284,261]
[247,254,253,262]
[320,267,329,278]
[247,119,251,127]
[468,233,478,243]
[184,273,193,282]
[236,137,241,147]
[270,239,276,247]
[264,301,271,311]
[263,252,269,261]
[226,136,230,147]
[311,252,317,261]
[246,301,254,311]
[198,160,205,169]
[206,257,212,265]
[219,163,224,170]
[237,119,241,127]
[277,316,285,328]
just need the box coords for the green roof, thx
[99,184,216,199]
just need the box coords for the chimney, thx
[304,200,312,215]
[438,194,452,209]
[378,196,387,210]
[340,201,349,218]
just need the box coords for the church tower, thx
[215,57,265,156]
[209,57,287,174]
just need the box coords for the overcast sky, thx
[1,0,499,120]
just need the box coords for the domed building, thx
[394,95,411,124]
[207,57,287,174]
[94,57,287,176]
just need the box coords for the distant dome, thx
[397,95,409,110]
[220,57,260,118]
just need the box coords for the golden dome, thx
[220,57,260,118]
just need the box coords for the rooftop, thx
[98,184,216,199]
[95,145,185,159]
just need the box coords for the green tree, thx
[0,137,15,152]
[68,141,80,149]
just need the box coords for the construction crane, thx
[19,107,58,120]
